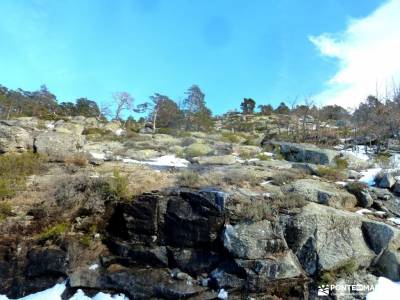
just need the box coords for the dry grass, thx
[64,153,88,167]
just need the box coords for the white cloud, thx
[310,0,400,109]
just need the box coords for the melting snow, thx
[122,155,189,168]
[359,168,382,186]
[367,277,400,300]
[388,218,400,225]
[89,264,99,270]
[356,209,373,215]
[115,129,125,136]
[0,283,128,300]
[217,289,228,299]
[89,152,106,160]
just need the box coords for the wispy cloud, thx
[310,0,400,109]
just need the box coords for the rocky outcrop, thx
[284,178,357,209]
[34,131,85,158]
[282,203,375,276]
[264,141,338,165]
[0,122,32,153]
[0,183,397,299]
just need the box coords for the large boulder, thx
[0,122,32,153]
[223,220,287,259]
[282,202,375,275]
[283,179,357,209]
[34,131,85,158]
[266,142,338,165]
[54,122,84,135]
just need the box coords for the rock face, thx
[265,141,338,165]
[0,185,395,299]
[284,179,357,209]
[34,131,85,158]
[223,220,287,259]
[0,122,32,153]
[282,203,375,275]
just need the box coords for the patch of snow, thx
[356,209,372,215]
[341,145,373,161]
[89,152,106,160]
[359,168,382,186]
[115,128,125,136]
[46,123,55,130]
[0,283,128,300]
[89,263,99,270]
[260,180,272,185]
[335,181,347,186]
[123,155,189,168]
[247,158,260,162]
[388,218,400,225]
[367,277,400,300]
[217,289,228,300]
[261,152,273,156]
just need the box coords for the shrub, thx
[316,166,346,181]
[82,127,111,135]
[318,259,358,285]
[224,169,259,187]
[221,131,242,143]
[109,168,130,200]
[334,156,349,170]
[0,152,46,199]
[0,201,13,221]
[64,153,88,167]
[178,170,200,187]
[185,143,213,158]
[275,193,307,210]
[37,222,69,243]
[231,200,273,222]
[256,153,272,161]
[374,152,392,168]
[271,170,307,186]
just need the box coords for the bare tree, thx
[112,92,134,120]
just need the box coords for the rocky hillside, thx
[1,117,400,299]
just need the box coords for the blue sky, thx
[1,0,395,115]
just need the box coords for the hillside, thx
[0,116,400,299]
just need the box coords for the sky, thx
[0,0,398,115]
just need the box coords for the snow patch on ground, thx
[89,263,99,270]
[388,218,400,225]
[122,155,189,168]
[217,289,228,299]
[89,152,106,160]
[340,145,372,161]
[367,277,400,300]
[115,129,125,136]
[0,283,128,300]
[359,168,382,186]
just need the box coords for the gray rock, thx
[192,155,237,165]
[266,141,338,165]
[347,170,362,180]
[375,242,400,281]
[0,122,32,153]
[223,220,287,259]
[284,179,357,209]
[282,202,375,275]
[378,172,395,189]
[392,181,400,194]
[235,251,304,282]
[34,131,85,158]
[362,220,400,254]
